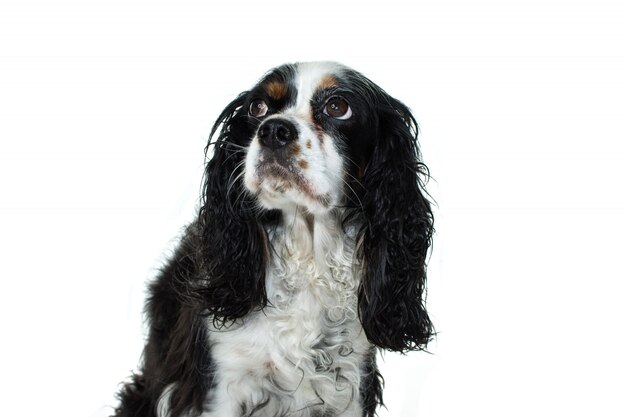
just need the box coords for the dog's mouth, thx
[258,158,298,180]
[247,159,332,212]
[255,159,310,196]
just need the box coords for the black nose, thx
[257,119,298,150]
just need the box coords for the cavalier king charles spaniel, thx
[113,61,434,417]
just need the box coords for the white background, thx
[1,0,625,416]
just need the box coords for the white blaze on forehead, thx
[291,61,345,113]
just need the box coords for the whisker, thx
[226,160,247,197]
[222,148,246,166]
[230,172,248,206]
[326,171,365,211]
[342,155,361,170]
[220,140,249,151]
[342,170,366,191]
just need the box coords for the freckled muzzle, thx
[245,113,336,214]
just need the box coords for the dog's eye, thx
[323,97,352,120]
[249,99,268,118]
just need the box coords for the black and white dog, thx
[114,62,434,417]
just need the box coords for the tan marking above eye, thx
[298,160,309,169]
[318,74,337,91]
[265,81,288,100]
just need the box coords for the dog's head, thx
[243,61,381,215]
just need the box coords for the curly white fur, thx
[203,208,369,417]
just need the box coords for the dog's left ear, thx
[358,96,435,353]
[195,93,271,326]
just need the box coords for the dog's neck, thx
[270,206,355,268]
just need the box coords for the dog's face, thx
[243,62,377,215]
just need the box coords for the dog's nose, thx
[257,119,298,150]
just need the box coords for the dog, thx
[113,61,434,417]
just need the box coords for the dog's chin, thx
[245,166,334,216]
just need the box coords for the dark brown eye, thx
[323,97,352,120]
[249,99,268,118]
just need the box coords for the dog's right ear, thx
[195,92,271,326]
[357,94,435,353]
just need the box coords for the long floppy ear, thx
[358,96,434,352]
[194,92,270,325]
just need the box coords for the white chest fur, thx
[204,210,370,417]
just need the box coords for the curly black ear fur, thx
[357,95,434,353]
[193,92,273,325]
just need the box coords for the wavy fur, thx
[356,96,434,353]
